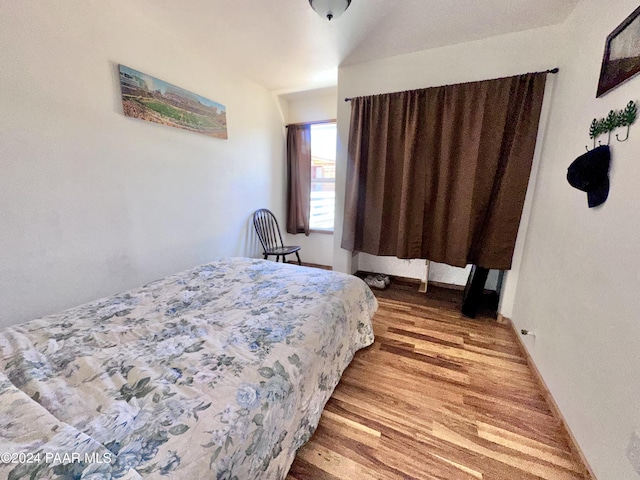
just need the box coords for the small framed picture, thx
[597,6,640,98]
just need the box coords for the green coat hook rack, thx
[587,100,637,151]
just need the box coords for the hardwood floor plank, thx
[477,422,579,472]
[354,347,471,386]
[286,284,590,480]
[386,326,465,348]
[430,422,583,480]
[304,422,413,480]
[296,442,385,480]
[319,409,382,449]
[287,457,342,480]
[463,393,570,450]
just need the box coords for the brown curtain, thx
[286,124,311,235]
[342,72,547,270]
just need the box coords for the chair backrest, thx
[253,209,284,253]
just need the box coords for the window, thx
[309,123,336,231]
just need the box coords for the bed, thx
[0,257,377,479]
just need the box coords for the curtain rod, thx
[344,68,560,102]
[285,119,336,127]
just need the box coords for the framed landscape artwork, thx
[118,65,228,139]
[597,6,640,97]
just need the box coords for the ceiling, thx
[126,0,578,94]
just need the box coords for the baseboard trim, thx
[287,261,332,270]
[357,276,496,293]
[356,271,466,290]
[354,272,497,295]
[500,314,598,480]
[355,270,421,287]
[431,280,496,295]
[428,280,465,291]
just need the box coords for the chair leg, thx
[263,254,267,260]
[276,255,280,263]
[295,251,301,266]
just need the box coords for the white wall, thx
[357,254,427,280]
[0,1,284,327]
[280,87,337,267]
[284,87,337,124]
[498,76,558,317]
[428,262,502,290]
[334,25,564,294]
[512,1,640,478]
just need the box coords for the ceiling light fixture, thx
[309,0,351,21]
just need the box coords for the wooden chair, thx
[253,209,302,265]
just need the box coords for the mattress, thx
[0,257,377,479]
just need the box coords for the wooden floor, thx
[287,283,588,480]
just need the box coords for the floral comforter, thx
[0,258,377,479]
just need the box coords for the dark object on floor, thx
[364,274,389,290]
[567,145,611,208]
[253,208,302,264]
[462,265,489,318]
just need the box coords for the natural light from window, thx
[310,123,336,231]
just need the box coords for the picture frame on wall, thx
[118,65,228,139]
[597,5,640,97]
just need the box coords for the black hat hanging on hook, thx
[567,145,611,208]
